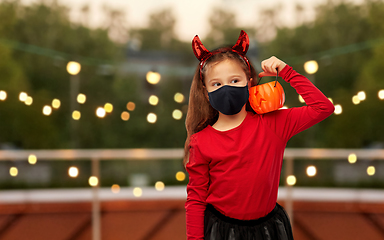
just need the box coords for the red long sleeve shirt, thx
[185,65,335,240]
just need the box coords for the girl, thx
[184,30,334,240]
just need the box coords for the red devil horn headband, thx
[192,30,251,79]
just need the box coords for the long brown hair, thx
[183,48,258,168]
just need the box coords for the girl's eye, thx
[231,79,239,84]
[213,82,221,87]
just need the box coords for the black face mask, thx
[208,85,249,115]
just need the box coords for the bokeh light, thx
[357,91,366,101]
[89,176,99,186]
[43,105,52,116]
[172,109,183,120]
[0,90,7,101]
[304,60,318,74]
[72,110,81,120]
[306,165,317,177]
[334,104,342,115]
[19,92,28,102]
[155,181,165,191]
[174,93,185,103]
[148,95,159,106]
[378,90,384,100]
[299,95,305,103]
[146,71,161,84]
[28,154,37,165]
[77,94,86,104]
[25,96,33,106]
[10,167,18,177]
[96,107,106,118]
[352,95,360,105]
[367,166,375,176]
[52,99,61,109]
[348,153,357,164]
[147,113,157,123]
[176,171,186,181]
[127,102,136,111]
[67,61,81,75]
[286,175,296,186]
[328,98,333,103]
[68,167,79,178]
[104,103,113,113]
[121,111,130,121]
[111,184,120,193]
[133,187,143,197]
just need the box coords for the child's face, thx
[204,59,249,93]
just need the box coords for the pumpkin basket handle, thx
[256,68,279,87]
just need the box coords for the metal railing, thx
[1,148,383,240]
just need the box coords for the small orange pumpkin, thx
[249,80,285,114]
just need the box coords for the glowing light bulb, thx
[10,167,18,177]
[306,166,317,177]
[28,154,37,165]
[43,105,52,116]
[155,181,165,191]
[172,109,183,120]
[127,102,136,111]
[111,184,120,193]
[104,103,113,113]
[367,166,375,176]
[133,187,142,197]
[89,176,99,186]
[77,94,86,104]
[72,111,81,120]
[52,99,61,109]
[286,175,296,186]
[146,71,161,84]
[176,171,186,181]
[68,167,79,177]
[348,153,357,164]
[0,90,7,101]
[121,111,130,121]
[19,92,28,102]
[304,60,318,74]
[96,107,106,118]
[334,104,342,115]
[357,91,366,101]
[67,61,81,75]
[25,96,33,105]
[147,113,157,123]
[378,90,384,100]
[352,95,360,105]
[148,95,159,106]
[174,93,185,103]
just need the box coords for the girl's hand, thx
[258,56,287,78]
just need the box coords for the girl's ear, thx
[248,78,253,88]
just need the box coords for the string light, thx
[348,153,357,164]
[286,175,296,186]
[28,154,37,165]
[0,90,7,101]
[146,71,161,84]
[357,91,366,101]
[111,184,120,193]
[121,111,130,121]
[304,60,318,74]
[174,93,185,103]
[367,166,375,176]
[67,61,81,75]
[352,95,360,105]
[334,104,342,115]
[96,107,106,118]
[127,102,136,111]
[72,111,81,120]
[133,187,142,197]
[88,176,99,186]
[299,95,305,103]
[104,103,113,113]
[10,167,18,177]
[77,94,86,104]
[25,96,33,106]
[155,181,165,191]
[147,113,157,123]
[176,171,186,181]
[172,109,183,120]
[306,166,317,177]
[52,99,61,109]
[148,95,159,106]
[19,92,28,102]
[378,90,384,100]
[68,167,79,178]
[43,105,52,116]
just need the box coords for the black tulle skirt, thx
[204,203,294,240]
